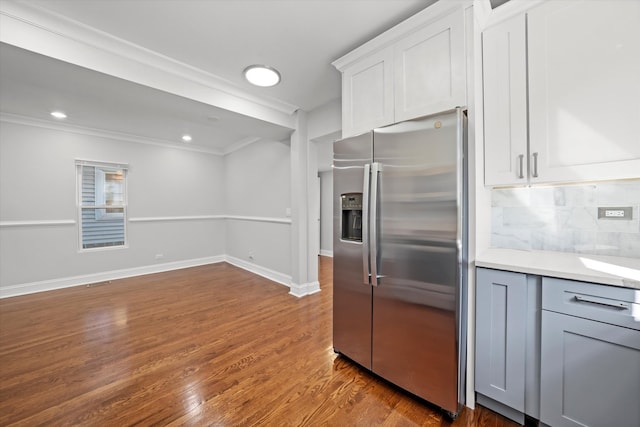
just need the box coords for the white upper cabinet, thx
[527,0,640,184]
[393,7,466,123]
[334,1,469,138]
[483,0,640,186]
[482,14,528,186]
[341,47,394,138]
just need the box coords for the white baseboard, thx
[289,281,321,298]
[0,256,225,299]
[319,249,333,257]
[223,257,320,297]
[223,255,292,288]
[1,255,325,299]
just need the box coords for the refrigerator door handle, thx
[370,162,381,287]
[362,163,371,285]
[456,107,464,262]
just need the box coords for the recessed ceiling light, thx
[243,65,281,87]
[50,111,67,119]
[181,134,192,142]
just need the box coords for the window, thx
[76,160,128,250]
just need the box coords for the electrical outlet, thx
[597,207,632,220]
[155,253,164,260]
[249,252,254,261]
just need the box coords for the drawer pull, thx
[517,154,524,179]
[574,295,627,310]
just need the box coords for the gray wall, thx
[0,121,225,289]
[309,99,339,258]
[308,98,341,142]
[224,139,291,275]
[1,99,340,294]
[320,170,333,256]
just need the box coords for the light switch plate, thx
[597,206,632,220]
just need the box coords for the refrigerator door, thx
[371,110,463,412]
[333,132,373,369]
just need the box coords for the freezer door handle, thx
[362,163,371,285]
[370,162,381,287]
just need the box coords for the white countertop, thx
[475,248,640,289]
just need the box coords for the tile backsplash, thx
[491,180,640,258]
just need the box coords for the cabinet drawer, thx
[540,311,640,427]
[542,277,640,330]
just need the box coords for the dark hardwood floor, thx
[0,257,518,426]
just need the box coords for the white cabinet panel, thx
[528,0,640,184]
[335,1,469,138]
[394,7,466,122]
[341,48,394,138]
[482,14,528,186]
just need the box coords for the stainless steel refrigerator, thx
[333,108,467,418]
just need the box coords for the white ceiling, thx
[0,0,436,153]
[0,43,294,153]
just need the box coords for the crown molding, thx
[0,113,224,155]
[0,0,298,128]
[332,0,470,71]
[477,0,546,31]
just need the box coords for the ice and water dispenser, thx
[340,193,362,242]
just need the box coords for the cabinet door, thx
[540,311,640,427]
[341,47,394,138]
[475,268,527,413]
[394,5,465,122]
[482,14,528,186]
[528,0,640,184]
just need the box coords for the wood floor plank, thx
[0,257,519,426]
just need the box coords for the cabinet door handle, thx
[532,152,539,178]
[517,154,524,179]
[574,295,627,310]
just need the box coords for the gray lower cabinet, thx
[475,268,541,424]
[540,278,640,427]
